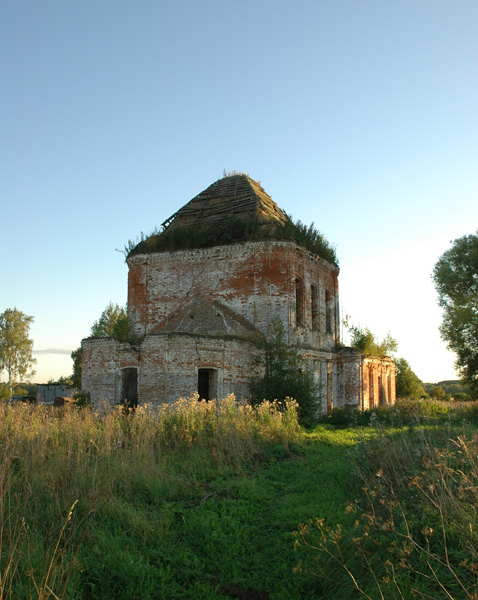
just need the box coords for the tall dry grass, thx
[295,413,478,599]
[0,394,301,599]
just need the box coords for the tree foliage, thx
[0,308,37,395]
[423,379,474,401]
[433,231,478,391]
[0,382,10,401]
[90,302,129,339]
[71,347,82,389]
[395,357,426,399]
[348,325,398,358]
[430,385,446,401]
[77,302,129,389]
[250,319,320,427]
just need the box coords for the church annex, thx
[82,174,395,412]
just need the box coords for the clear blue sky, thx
[1,0,477,385]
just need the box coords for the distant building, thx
[36,383,78,404]
[82,174,395,411]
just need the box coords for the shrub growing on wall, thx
[250,319,320,427]
[90,302,129,339]
[348,324,397,358]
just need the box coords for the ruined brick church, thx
[82,174,395,412]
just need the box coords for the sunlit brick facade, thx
[82,175,395,411]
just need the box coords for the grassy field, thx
[0,397,477,600]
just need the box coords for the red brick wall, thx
[82,239,396,413]
[127,241,339,350]
[82,338,140,406]
[329,350,396,410]
[82,334,260,406]
[360,356,397,410]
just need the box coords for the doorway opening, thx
[198,368,218,401]
[121,368,138,408]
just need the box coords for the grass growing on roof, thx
[125,215,338,267]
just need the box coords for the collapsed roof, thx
[127,173,338,267]
[161,174,289,232]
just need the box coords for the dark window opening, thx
[198,368,218,401]
[295,277,304,327]
[379,374,385,405]
[121,368,138,408]
[326,369,333,412]
[311,284,318,330]
[369,368,374,407]
[325,290,332,334]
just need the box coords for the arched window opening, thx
[295,277,304,327]
[311,284,318,330]
[368,367,374,407]
[379,374,385,405]
[325,290,332,334]
[326,368,333,412]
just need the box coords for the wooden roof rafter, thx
[161,174,289,231]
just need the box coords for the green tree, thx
[433,231,478,392]
[250,319,320,427]
[74,302,128,390]
[0,382,10,401]
[90,302,129,339]
[430,385,446,401]
[454,392,471,402]
[395,357,426,399]
[0,308,37,396]
[348,325,398,358]
[423,379,475,400]
[71,347,82,389]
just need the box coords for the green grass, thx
[296,405,478,600]
[1,398,477,599]
[75,426,367,600]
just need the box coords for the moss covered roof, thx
[127,174,338,267]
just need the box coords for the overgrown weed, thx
[0,395,301,598]
[323,398,478,429]
[295,401,478,599]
